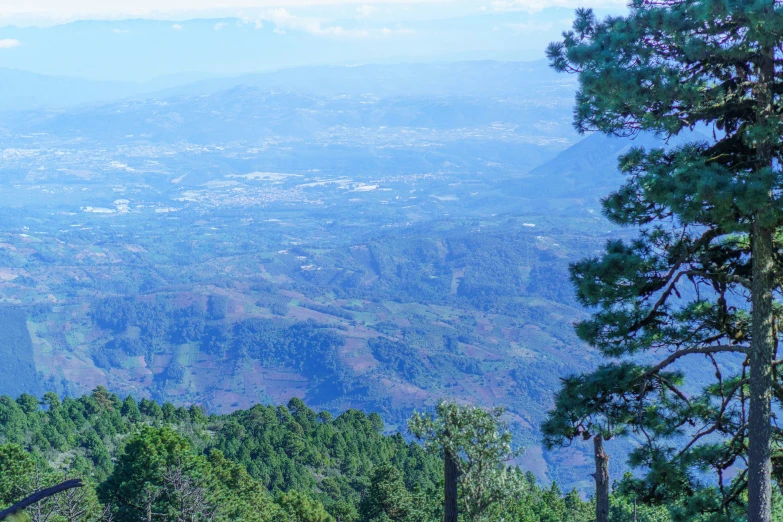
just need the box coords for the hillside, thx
[0,391,609,521]
[0,60,655,490]
[0,308,42,398]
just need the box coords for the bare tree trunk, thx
[593,434,609,522]
[748,34,776,522]
[444,449,458,522]
[750,222,775,522]
[144,489,154,522]
[53,483,88,522]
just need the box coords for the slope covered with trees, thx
[0,389,666,522]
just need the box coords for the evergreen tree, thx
[90,387,114,412]
[409,401,523,522]
[120,396,141,423]
[205,450,284,522]
[16,394,39,415]
[278,490,334,522]
[41,392,60,411]
[359,464,417,522]
[139,398,162,420]
[99,426,195,521]
[541,1,783,521]
[188,405,207,425]
[0,444,37,507]
[0,391,628,522]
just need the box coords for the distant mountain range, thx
[0,60,580,189]
[148,60,574,99]
[0,11,590,81]
[0,60,574,113]
[0,68,221,112]
[507,129,711,204]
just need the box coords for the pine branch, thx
[0,479,84,521]
[642,345,747,381]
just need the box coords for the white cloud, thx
[171,23,183,30]
[356,4,375,17]
[490,0,623,12]
[249,8,407,38]
[0,38,21,48]
[0,0,625,28]
[0,0,452,24]
[505,21,553,31]
[214,21,228,30]
[377,26,412,36]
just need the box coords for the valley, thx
[0,60,633,490]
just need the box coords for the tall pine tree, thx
[541,2,783,521]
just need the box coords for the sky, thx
[0,0,627,81]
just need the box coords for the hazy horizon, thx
[0,2,626,81]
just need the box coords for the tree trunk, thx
[748,34,776,522]
[749,221,775,522]
[444,449,459,522]
[593,434,609,522]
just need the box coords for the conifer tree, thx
[359,464,413,521]
[409,402,523,522]
[541,1,783,521]
[120,396,141,423]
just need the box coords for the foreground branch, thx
[642,345,747,382]
[0,479,84,521]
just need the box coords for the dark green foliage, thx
[369,338,427,386]
[211,402,441,512]
[0,443,36,506]
[300,302,355,321]
[277,490,334,522]
[0,390,443,520]
[189,404,207,424]
[140,397,163,419]
[496,476,594,522]
[359,464,423,522]
[542,1,783,520]
[99,426,194,520]
[16,393,39,414]
[170,306,206,344]
[92,297,136,331]
[90,293,349,389]
[113,336,145,357]
[0,307,43,398]
[0,391,607,522]
[233,319,342,375]
[207,294,228,320]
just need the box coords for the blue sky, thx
[0,1,627,81]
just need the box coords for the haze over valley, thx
[0,55,658,491]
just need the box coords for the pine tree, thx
[99,426,194,521]
[277,490,333,522]
[120,396,141,423]
[409,401,523,522]
[541,2,783,521]
[359,464,416,522]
